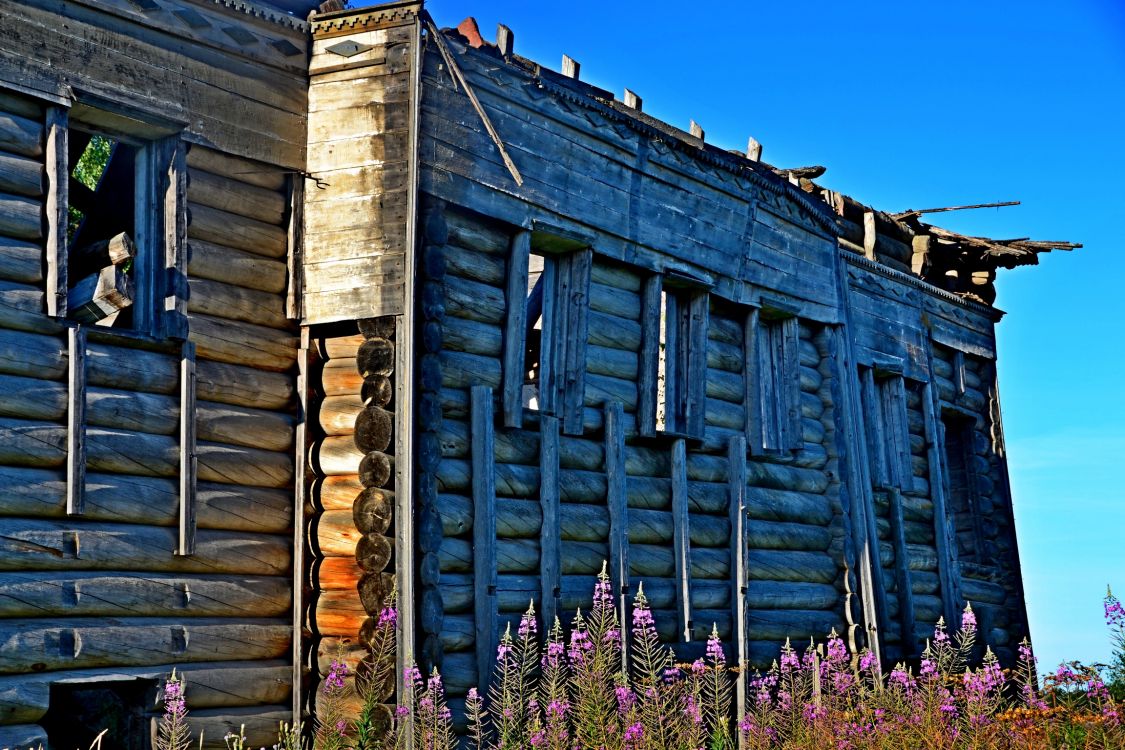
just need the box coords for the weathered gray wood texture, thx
[301,4,420,323]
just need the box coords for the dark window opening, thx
[522,252,545,410]
[66,130,140,328]
[655,286,707,437]
[942,413,982,562]
[43,678,156,750]
[749,311,800,452]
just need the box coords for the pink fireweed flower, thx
[825,633,847,664]
[684,694,703,726]
[324,660,348,690]
[631,604,656,637]
[961,604,977,632]
[858,649,878,674]
[162,678,186,718]
[594,577,613,609]
[780,647,800,673]
[1106,588,1125,628]
[404,665,422,687]
[690,659,706,676]
[546,699,568,720]
[377,605,397,629]
[623,722,643,744]
[706,632,725,664]
[496,642,513,660]
[518,612,537,639]
[567,628,592,665]
[615,685,635,715]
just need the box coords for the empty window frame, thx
[502,230,592,434]
[745,308,801,453]
[640,274,708,439]
[860,368,914,491]
[941,412,984,562]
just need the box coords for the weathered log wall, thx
[0,78,300,747]
[304,324,397,723]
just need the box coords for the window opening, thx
[523,253,545,410]
[749,311,800,452]
[654,286,706,437]
[942,413,983,562]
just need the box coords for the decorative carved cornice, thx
[844,251,1003,322]
[311,0,420,38]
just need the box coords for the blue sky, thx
[425,0,1125,672]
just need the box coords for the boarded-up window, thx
[943,413,983,562]
[860,369,913,490]
[639,275,708,439]
[746,310,800,452]
[503,232,591,435]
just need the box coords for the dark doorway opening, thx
[43,678,157,750]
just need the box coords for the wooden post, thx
[638,275,661,436]
[496,24,514,57]
[471,385,498,691]
[920,378,963,626]
[502,231,530,427]
[671,438,692,641]
[689,121,705,140]
[561,249,592,435]
[605,401,629,641]
[45,107,67,318]
[781,316,801,450]
[292,327,311,720]
[623,89,642,111]
[177,341,197,556]
[746,136,762,162]
[888,487,916,654]
[539,414,561,630]
[862,211,877,261]
[685,293,709,438]
[743,308,762,452]
[286,172,304,322]
[162,138,188,339]
[727,435,749,723]
[65,325,86,516]
[561,55,580,80]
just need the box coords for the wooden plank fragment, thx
[45,106,67,317]
[163,137,188,339]
[502,230,530,427]
[471,385,498,692]
[671,438,692,641]
[727,435,749,722]
[539,414,561,630]
[743,308,762,451]
[178,341,197,556]
[65,326,86,516]
[562,248,592,435]
[292,328,310,719]
[638,274,661,436]
[605,400,629,642]
[685,292,710,438]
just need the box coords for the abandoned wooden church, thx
[0,0,1079,746]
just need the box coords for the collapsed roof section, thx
[436,16,1080,307]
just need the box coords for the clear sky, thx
[424,0,1125,673]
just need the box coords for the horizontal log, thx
[357,338,394,378]
[0,723,45,750]
[358,571,394,614]
[196,359,294,411]
[318,362,363,398]
[186,146,288,192]
[313,509,361,557]
[318,334,364,362]
[911,570,940,596]
[587,310,641,351]
[0,572,288,618]
[0,278,42,316]
[358,451,392,489]
[0,518,289,575]
[0,617,290,674]
[312,555,363,591]
[353,486,392,535]
[444,275,504,324]
[188,167,287,225]
[914,594,943,624]
[0,466,289,532]
[313,475,363,511]
[588,281,639,320]
[0,191,42,240]
[189,313,297,372]
[0,108,43,158]
[312,435,365,476]
[354,405,392,453]
[356,533,393,572]
[747,609,845,641]
[440,349,500,389]
[903,520,933,545]
[745,581,839,610]
[0,150,44,198]
[188,705,292,750]
[188,238,288,294]
[586,344,638,380]
[188,203,286,259]
[444,241,506,286]
[746,549,837,584]
[0,236,42,285]
[746,520,832,551]
[590,262,642,292]
[906,544,938,572]
[445,210,508,255]
[443,315,501,357]
[961,576,1008,605]
[188,277,291,330]
[312,588,366,636]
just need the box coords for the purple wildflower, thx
[961,604,977,632]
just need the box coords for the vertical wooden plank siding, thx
[781,316,801,449]
[664,292,680,430]
[162,138,188,339]
[887,487,916,654]
[286,173,304,322]
[396,311,418,703]
[605,401,630,634]
[921,379,963,625]
[827,326,884,661]
[885,377,913,492]
[638,274,662,436]
[561,248,592,435]
[685,293,709,438]
[743,308,763,451]
[471,385,499,691]
[539,414,562,630]
[727,435,749,722]
[177,341,197,556]
[45,106,68,318]
[65,325,86,516]
[292,327,311,720]
[860,370,887,486]
[538,258,561,416]
[502,230,531,427]
[671,438,692,641]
